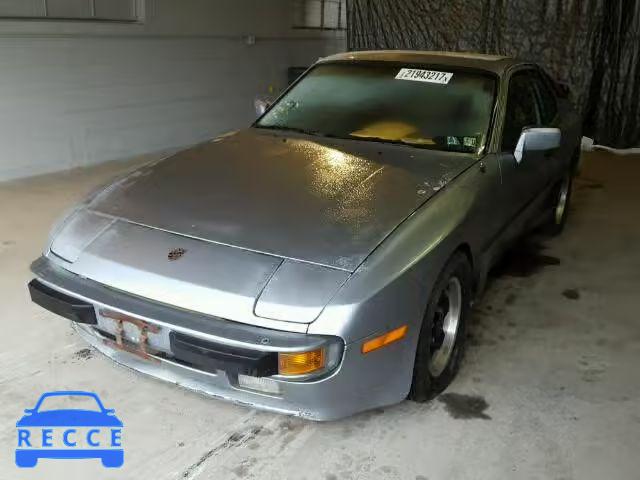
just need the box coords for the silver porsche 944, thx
[29,51,581,420]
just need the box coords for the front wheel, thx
[408,252,472,402]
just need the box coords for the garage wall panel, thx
[46,0,92,19]
[0,36,343,180]
[0,0,44,17]
[94,0,137,21]
[0,0,345,181]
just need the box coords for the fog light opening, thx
[237,374,281,395]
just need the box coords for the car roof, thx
[318,50,523,75]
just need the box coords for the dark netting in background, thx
[347,0,640,148]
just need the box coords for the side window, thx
[501,71,541,151]
[532,71,558,124]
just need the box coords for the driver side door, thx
[497,69,548,227]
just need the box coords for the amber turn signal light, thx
[278,349,326,376]
[362,325,408,354]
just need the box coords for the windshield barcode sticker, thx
[395,69,453,84]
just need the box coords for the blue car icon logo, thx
[16,391,123,468]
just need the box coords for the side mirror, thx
[24,409,34,414]
[514,127,561,163]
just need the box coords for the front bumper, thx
[30,257,406,420]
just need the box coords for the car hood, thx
[88,129,476,272]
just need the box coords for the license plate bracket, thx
[98,309,161,361]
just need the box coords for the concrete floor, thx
[1,151,639,480]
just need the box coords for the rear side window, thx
[501,71,540,151]
[532,71,558,124]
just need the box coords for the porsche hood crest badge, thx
[168,248,186,261]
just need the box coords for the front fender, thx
[310,156,499,344]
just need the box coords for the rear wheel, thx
[409,252,472,402]
[544,172,573,235]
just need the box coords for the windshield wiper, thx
[347,135,475,152]
[255,127,472,151]
[254,125,327,137]
[347,135,437,149]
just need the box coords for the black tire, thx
[408,252,473,402]
[544,172,573,236]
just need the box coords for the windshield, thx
[256,62,496,154]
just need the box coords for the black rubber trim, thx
[28,279,97,325]
[170,332,278,377]
[31,256,333,350]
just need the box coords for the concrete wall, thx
[0,0,346,181]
